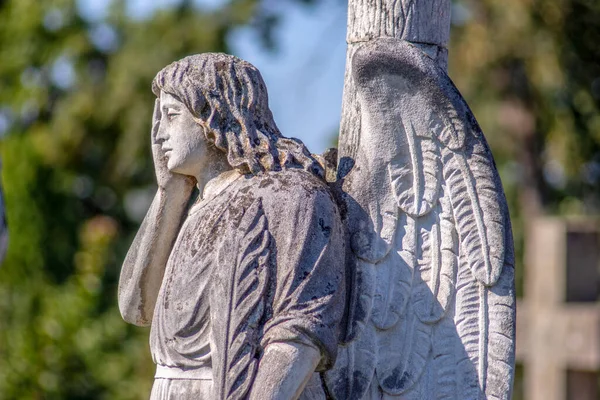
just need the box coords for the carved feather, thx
[388,119,442,217]
[213,200,271,400]
[438,187,459,316]
[454,256,485,398]
[412,186,457,324]
[484,266,515,399]
[442,144,505,287]
[344,258,376,343]
[432,311,458,400]
[374,187,456,395]
[324,323,377,400]
[370,212,412,330]
[376,300,433,395]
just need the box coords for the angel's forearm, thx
[249,342,320,400]
[118,185,192,326]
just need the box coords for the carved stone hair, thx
[152,53,324,178]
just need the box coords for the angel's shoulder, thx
[237,168,338,218]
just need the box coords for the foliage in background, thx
[449,0,600,296]
[0,0,319,398]
[1,0,600,398]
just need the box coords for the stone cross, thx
[517,218,600,400]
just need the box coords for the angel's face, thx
[155,91,208,176]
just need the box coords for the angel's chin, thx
[166,158,181,173]
[167,159,194,177]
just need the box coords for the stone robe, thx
[149,169,346,399]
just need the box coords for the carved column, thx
[338,0,451,164]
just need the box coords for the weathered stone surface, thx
[119,53,346,400]
[119,4,515,398]
[339,0,451,164]
[324,1,516,398]
[324,38,516,400]
[347,0,451,47]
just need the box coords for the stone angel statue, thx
[119,53,347,400]
[118,39,515,400]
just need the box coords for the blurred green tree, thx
[448,0,600,296]
[3,0,599,397]
[0,0,322,398]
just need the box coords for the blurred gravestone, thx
[517,218,600,400]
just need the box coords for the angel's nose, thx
[155,122,169,143]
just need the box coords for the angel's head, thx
[151,53,323,178]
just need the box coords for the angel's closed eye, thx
[166,108,181,121]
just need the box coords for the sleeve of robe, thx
[259,177,346,371]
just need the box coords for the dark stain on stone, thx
[319,218,331,238]
[259,177,274,188]
[382,369,411,391]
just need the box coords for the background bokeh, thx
[0,0,599,398]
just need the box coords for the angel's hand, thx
[151,99,196,192]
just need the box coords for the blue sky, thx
[78,0,348,154]
[230,1,347,153]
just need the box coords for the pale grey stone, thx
[324,37,516,400]
[119,5,515,399]
[119,54,346,400]
[326,1,515,399]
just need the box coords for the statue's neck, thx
[193,145,233,198]
[200,169,242,201]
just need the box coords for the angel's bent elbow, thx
[118,290,152,327]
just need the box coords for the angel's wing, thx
[325,38,515,400]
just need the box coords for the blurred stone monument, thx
[517,218,600,400]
